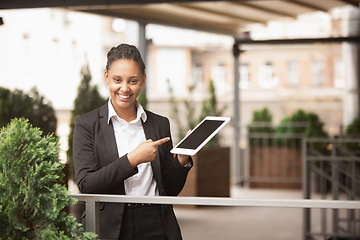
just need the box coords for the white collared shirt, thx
[107,99,158,196]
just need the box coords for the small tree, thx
[198,80,226,147]
[0,118,96,239]
[67,64,107,179]
[0,86,57,136]
[167,79,226,148]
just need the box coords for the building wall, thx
[187,43,344,139]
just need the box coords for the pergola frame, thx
[1,0,360,184]
[232,35,360,184]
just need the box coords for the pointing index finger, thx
[153,137,170,146]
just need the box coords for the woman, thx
[73,43,192,240]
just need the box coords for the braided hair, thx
[105,44,145,75]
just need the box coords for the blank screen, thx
[177,120,224,150]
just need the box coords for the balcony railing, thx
[70,194,360,240]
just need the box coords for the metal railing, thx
[70,194,360,240]
[303,138,360,240]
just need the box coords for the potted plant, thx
[168,79,230,198]
[0,118,96,239]
[248,109,328,189]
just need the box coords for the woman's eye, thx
[115,79,121,83]
[130,80,138,84]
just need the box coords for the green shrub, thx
[343,114,360,152]
[276,110,328,150]
[248,107,274,146]
[0,86,57,137]
[248,107,274,133]
[0,118,96,240]
[345,115,360,137]
[247,108,328,150]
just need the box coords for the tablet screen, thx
[176,119,224,150]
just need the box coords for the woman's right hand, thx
[127,137,170,168]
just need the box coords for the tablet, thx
[170,116,230,156]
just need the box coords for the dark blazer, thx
[73,103,192,240]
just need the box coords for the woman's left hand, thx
[178,154,189,167]
[177,130,191,166]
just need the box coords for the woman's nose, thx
[120,81,130,91]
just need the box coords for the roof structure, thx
[1,0,360,37]
[2,0,360,185]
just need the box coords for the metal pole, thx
[302,138,310,240]
[138,21,148,108]
[332,140,339,237]
[233,42,241,186]
[85,200,100,238]
[138,22,147,61]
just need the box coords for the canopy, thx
[1,0,359,37]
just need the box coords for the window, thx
[239,64,250,89]
[334,58,344,88]
[212,63,228,92]
[287,61,299,87]
[212,63,226,84]
[259,62,278,89]
[193,64,203,84]
[311,61,325,86]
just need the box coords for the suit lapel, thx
[99,104,119,164]
[142,117,162,193]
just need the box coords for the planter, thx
[179,147,230,198]
[249,146,302,189]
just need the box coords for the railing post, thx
[233,42,241,186]
[86,200,100,238]
[302,138,310,240]
[331,140,339,237]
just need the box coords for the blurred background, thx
[1,1,360,239]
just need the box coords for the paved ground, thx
[174,187,308,240]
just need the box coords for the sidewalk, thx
[174,187,306,240]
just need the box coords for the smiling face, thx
[105,59,146,119]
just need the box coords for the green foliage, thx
[343,114,360,151]
[199,80,226,147]
[276,110,307,135]
[0,118,96,240]
[167,79,226,148]
[0,86,57,136]
[248,108,274,133]
[305,113,328,138]
[67,64,107,179]
[248,108,328,149]
[248,108,274,146]
[275,109,328,149]
[345,115,360,137]
[276,110,328,138]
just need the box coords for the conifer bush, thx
[67,65,107,180]
[0,118,96,240]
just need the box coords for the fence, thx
[70,136,360,240]
[70,194,360,240]
[303,138,360,240]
